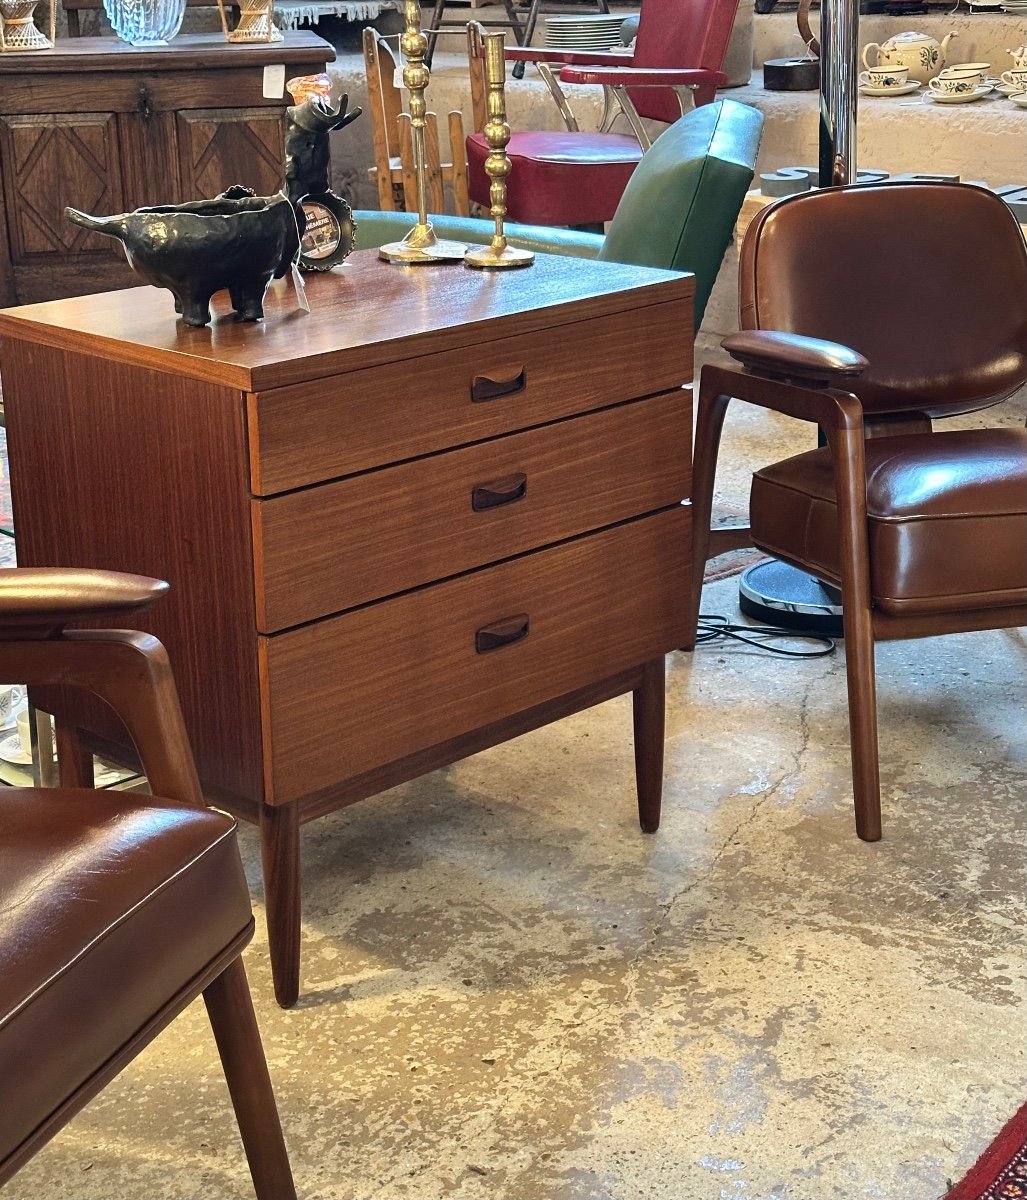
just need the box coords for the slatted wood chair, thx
[362,27,470,216]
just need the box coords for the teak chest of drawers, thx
[0,251,694,1006]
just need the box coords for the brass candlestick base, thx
[464,240,535,270]
[380,0,465,265]
[379,220,467,264]
[464,32,534,272]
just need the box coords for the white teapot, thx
[862,30,958,84]
[1008,45,1027,70]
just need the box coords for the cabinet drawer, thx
[253,389,690,631]
[247,298,691,494]
[261,506,690,803]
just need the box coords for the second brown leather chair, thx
[689,182,1027,841]
[0,568,294,1197]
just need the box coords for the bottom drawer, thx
[261,506,690,803]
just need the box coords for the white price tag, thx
[393,67,406,91]
[263,63,286,99]
[291,262,311,312]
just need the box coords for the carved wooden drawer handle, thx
[475,613,530,654]
[471,368,527,403]
[471,472,528,512]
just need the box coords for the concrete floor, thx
[7,388,1026,1200]
[5,9,1025,1196]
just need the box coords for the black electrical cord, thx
[695,613,837,658]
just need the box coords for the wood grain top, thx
[0,32,334,73]
[0,250,694,391]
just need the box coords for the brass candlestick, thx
[465,32,534,270]
[378,0,466,264]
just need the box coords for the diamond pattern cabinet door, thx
[177,109,287,201]
[0,114,124,261]
[118,110,182,211]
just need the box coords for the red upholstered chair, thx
[0,568,294,1199]
[688,182,1027,842]
[466,0,740,229]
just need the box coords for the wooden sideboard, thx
[0,252,694,1006]
[0,32,334,307]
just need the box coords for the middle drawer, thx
[253,388,690,632]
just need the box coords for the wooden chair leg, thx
[841,609,881,841]
[632,656,665,833]
[261,803,302,1009]
[827,418,882,841]
[203,958,297,1200]
[687,385,734,646]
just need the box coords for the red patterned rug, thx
[948,1103,1027,1200]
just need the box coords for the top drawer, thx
[246,297,691,495]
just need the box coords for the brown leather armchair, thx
[688,182,1027,841]
[0,568,294,1198]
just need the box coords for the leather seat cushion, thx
[466,131,641,226]
[750,428,1027,616]
[0,792,251,1166]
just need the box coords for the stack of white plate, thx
[1001,0,1027,11]
[544,13,627,51]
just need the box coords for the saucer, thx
[859,81,921,97]
[1008,91,1027,107]
[923,83,993,103]
[0,730,30,765]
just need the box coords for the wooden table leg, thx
[260,802,302,1009]
[632,656,665,833]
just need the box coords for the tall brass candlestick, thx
[465,32,534,270]
[378,0,466,264]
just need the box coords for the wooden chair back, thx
[362,28,470,216]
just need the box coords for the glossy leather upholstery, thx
[752,428,1027,616]
[689,182,1027,841]
[464,128,641,229]
[0,568,294,1197]
[355,99,765,333]
[1,794,249,1168]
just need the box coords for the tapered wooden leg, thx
[842,607,881,841]
[828,419,882,842]
[260,803,302,1009]
[633,657,665,833]
[203,958,297,1200]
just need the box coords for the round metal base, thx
[738,559,844,637]
[464,243,535,270]
[378,235,468,264]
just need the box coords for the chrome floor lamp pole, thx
[819,0,859,186]
[738,0,858,635]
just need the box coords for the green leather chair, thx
[350,98,765,331]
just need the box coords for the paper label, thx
[263,63,286,99]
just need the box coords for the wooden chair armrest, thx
[700,361,865,433]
